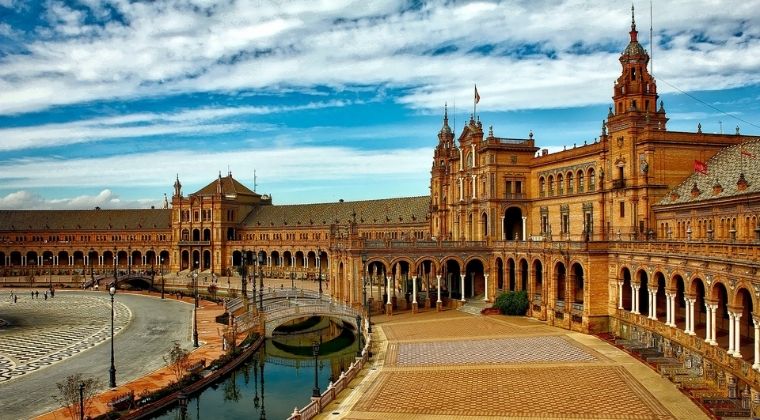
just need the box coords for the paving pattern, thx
[382,315,549,342]
[352,365,674,419]
[0,293,130,382]
[391,335,600,367]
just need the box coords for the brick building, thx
[1,7,759,397]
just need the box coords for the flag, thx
[741,147,756,158]
[474,84,480,104]
[694,160,708,174]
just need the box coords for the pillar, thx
[521,216,527,241]
[436,275,442,311]
[684,299,692,333]
[501,216,505,240]
[669,293,677,327]
[753,317,760,370]
[705,302,713,343]
[665,292,671,325]
[412,275,418,314]
[385,275,392,316]
[728,312,736,355]
[649,290,657,320]
[483,274,489,302]
[710,304,718,345]
[617,281,624,310]
[632,285,639,314]
[734,312,743,358]
[460,274,466,302]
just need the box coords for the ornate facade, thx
[1,8,759,396]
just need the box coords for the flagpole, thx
[474,84,477,118]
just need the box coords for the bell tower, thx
[431,104,454,239]
[607,5,667,133]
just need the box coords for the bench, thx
[186,359,206,374]
[108,391,135,411]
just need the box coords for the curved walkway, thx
[0,290,193,419]
[321,310,708,419]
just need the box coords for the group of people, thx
[8,288,55,303]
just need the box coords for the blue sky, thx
[1,0,760,209]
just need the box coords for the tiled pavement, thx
[319,310,708,420]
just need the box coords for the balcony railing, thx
[612,179,626,189]
[177,240,211,246]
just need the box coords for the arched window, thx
[588,169,596,192]
[567,172,574,194]
[548,175,555,196]
[539,177,546,197]
[558,174,564,195]
[577,170,584,193]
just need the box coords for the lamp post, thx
[127,245,131,277]
[192,262,199,347]
[317,247,322,296]
[46,256,52,289]
[361,253,371,333]
[241,252,248,298]
[312,341,320,397]
[112,247,117,282]
[88,248,94,288]
[258,252,264,311]
[109,286,117,388]
[177,392,188,420]
[78,381,85,420]
[160,257,165,299]
[356,314,363,357]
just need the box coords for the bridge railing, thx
[234,311,259,332]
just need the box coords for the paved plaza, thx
[321,311,709,420]
[0,290,193,419]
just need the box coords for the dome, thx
[622,40,647,57]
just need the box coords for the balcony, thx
[612,179,626,189]
[178,240,211,246]
[505,193,526,200]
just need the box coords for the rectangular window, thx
[619,202,625,218]
[515,181,522,194]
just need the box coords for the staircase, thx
[458,294,490,316]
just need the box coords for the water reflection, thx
[153,316,359,420]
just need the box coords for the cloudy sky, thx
[1,0,760,210]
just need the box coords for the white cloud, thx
[0,0,759,114]
[0,189,158,210]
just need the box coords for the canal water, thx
[153,316,360,419]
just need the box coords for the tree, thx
[164,341,191,384]
[54,374,101,420]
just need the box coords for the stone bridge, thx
[231,290,361,338]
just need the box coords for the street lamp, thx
[241,252,247,298]
[89,248,95,288]
[356,314,363,357]
[361,253,371,333]
[112,247,117,282]
[258,252,264,311]
[192,262,199,347]
[317,247,322,296]
[109,286,117,388]
[312,341,320,397]
[78,381,85,420]
[160,257,165,299]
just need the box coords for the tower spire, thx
[629,3,638,42]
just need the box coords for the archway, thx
[555,262,566,304]
[202,250,211,270]
[711,282,730,350]
[621,268,632,311]
[507,258,516,291]
[533,259,543,302]
[637,270,649,316]
[654,272,666,320]
[691,278,707,338]
[673,275,686,330]
[571,263,584,305]
[735,287,754,362]
[443,259,461,299]
[495,258,504,290]
[519,259,528,292]
[503,207,523,240]
[464,259,485,298]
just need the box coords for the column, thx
[684,299,692,334]
[753,317,760,370]
[412,275,417,304]
[705,302,713,343]
[436,275,442,302]
[631,285,639,314]
[670,294,677,327]
[734,312,743,358]
[665,293,671,325]
[483,274,489,301]
[501,216,505,240]
[728,312,736,355]
[458,177,463,201]
[710,305,718,345]
[650,290,657,320]
[460,274,466,302]
[471,175,476,199]
[617,281,624,310]
[521,217,527,241]
[386,276,391,304]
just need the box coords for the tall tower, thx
[431,104,455,239]
[607,5,667,133]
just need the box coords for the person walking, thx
[43,291,47,300]
[31,291,34,299]
[35,290,38,299]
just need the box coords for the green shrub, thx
[493,290,529,315]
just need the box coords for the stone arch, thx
[495,257,504,290]
[519,258,528,292]
[672,274,686,330]
[620,266,632,311]
[654,271,667,320]
[441,258,462,299]
[710,281,730,345]
[414,258,438,297]
[480,211,489,239]
[464,258,485,298]
[636,269,649,316]
[532,258,544,300]
[507,257,516,291]
[554,261,566,303]
[732,282,758,310]
[503,206,524,241]
[735,286,755,360]
[202,250,211,270]
[570,262,584,304]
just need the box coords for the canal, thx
[153,315,360,419]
